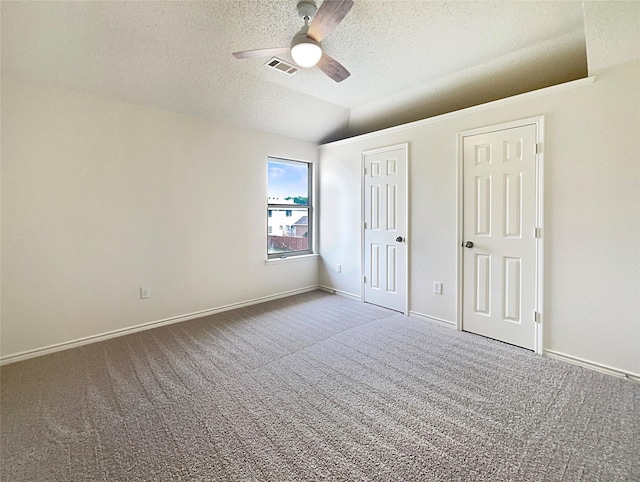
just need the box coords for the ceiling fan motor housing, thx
[296,1,317,20]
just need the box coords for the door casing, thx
[361,143,409,314]
[457,117,545,354]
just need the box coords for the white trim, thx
[320,77,595,149]
[360,152,366,304]
[360,143,409,157]
[544,349,640,382]
[405,143,412,316]
[408,311,456,329]
[361,143,410,314]
[312,159,318,255]
[265,253,318,265]
[534,117,545,354]
[317,285,361,301]
[456,116,543,138]
[456,129,464,332]
[266,155,316,260]
[457,116,545,354]
[0,286,319,366]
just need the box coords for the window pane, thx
[268,159,309,205]
[267,157,311,258]
[267,207,309,255]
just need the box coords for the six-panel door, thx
[363,146,407,313]
[462,124,537,350]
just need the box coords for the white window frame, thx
[267,157,313,259]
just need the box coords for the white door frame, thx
[361,143,409,314]
[456,117,545,354]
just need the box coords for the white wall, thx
[3,61,639,375]
[318,60,640,376]
[1,78,318,360]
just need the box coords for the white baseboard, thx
[408,311,456,329]
[0,286,319,366]
[317,285,361,301]
[544,349,640,382]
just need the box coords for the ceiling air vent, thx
[265,57,298,76]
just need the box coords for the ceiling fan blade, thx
[232,47,291,59]
[317,53,350,82]
[307,0,354,42]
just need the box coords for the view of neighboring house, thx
[292,215,308,237]
[267,198,308,253]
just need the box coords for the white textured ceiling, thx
[1,1,639,143]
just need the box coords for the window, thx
[267,157,312,258]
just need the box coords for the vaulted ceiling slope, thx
[1,1,639,144]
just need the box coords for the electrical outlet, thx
[140,287,151,299]
[433,282,443,295]
[336,264,342,273]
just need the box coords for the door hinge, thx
[534,311,541,323]
[363,275,366,284]
[363,221,367,230]
[363,167,367,176]
[535,143,542,154]
[534,227,542,238]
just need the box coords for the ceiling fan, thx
[232,0,354,83]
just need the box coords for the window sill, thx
[265,253,318,266]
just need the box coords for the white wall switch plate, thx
[140,287,151,299]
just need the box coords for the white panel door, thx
[363,146,407,313]
[462,124,538,349]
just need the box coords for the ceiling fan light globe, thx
[290,36,322,68]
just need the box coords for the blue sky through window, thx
[268,159,308,199]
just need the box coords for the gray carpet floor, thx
[1,290,638,481]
